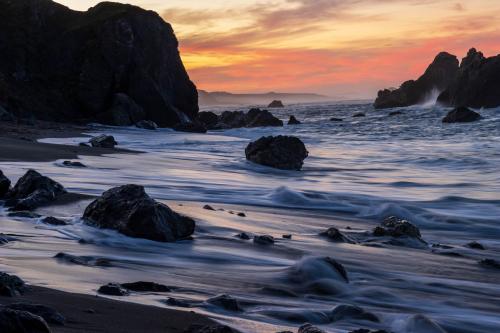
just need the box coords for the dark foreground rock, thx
[121,281,170,292]
[83,185,195,242]
[253,235,275,245]
[4,303,65,325]
[0,0,198,126]
[0,272,25,297]
[268,100,285,108]
[479,259,500,269]
[89,135,117,148]
[442,106,481,123]
[41,217,68,226]
[466,241,485,250]
[197,108,283,130]
[288,116,301,125]
[62,161,86,168]
[186,324,236,333]
[98,283,129,296]
[207,294,241,312]
[0,170,10,198]
[0,308,51,333]
[373,216,422,238]
[245,136,308,170]
[374,52,459,109]
[319,227,355,243]
[5,170,66,211]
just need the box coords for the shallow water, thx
[1,102,499,332]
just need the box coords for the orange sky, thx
[60,0,500,99]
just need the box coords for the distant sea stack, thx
[0,0,198,127]
[375,48,500,109]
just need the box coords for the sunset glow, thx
[58,0,500,98]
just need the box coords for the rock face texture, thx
[437,48,500,108]
[83,184,195,242]
[245,136,308,170]
[442,106,481,123]
[0,0,198,126]
[374,52,459,109]
[197,109,283,130]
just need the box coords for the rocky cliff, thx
[0,0,198,127]
[374,52,459,109]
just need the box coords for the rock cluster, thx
[197,108,283,130]
[245,136,308,170]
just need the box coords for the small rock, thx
[5,303,65,325]
[466,241,485,250]
[245,135,309,170]
[288,116,301,125]
[254,235,275,245]
[236,232,251,240]
[320,227,355,243]
[373,216,422,239]
[89,135,117,148]
[353,113,366,117]
[442,106,481,123]
[282,234,292,239]
[41,217,68,226]
[135,120,158,130]
[84,308,95,314]
[237,212,246,217]
[479,259,500,269]
[0,272,25,297]
[0,308,51,333]
[268,100,284,108]
[203,205,216,211]
[97,283,129,296]
[207,294,241,311]
[62,161,86,168]
[330,117,343,122]
[54,253,111,267]
[298,324,326,333]
[121,281,170,292]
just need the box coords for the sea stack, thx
[268,100,285,108]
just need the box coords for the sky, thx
[58,0,500,99]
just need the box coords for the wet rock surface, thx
[0,170,11,198]
[4,303,65,325]
[207,294,241,312]
[442,107,481,123]
[373,216,422,239]
[198,108,283,130]
[0,308,51,333]
[245,135,308,170]
[288,115,301,125]
[89,135,117,148]
[97,283,130,296]
[83,185,195,242]
[41,217,68,226]
[121,281,170,292]
[320,227,355,243]
[0,272,25,297]
[254,235,275,245]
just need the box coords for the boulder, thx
[83,185,195,242]
[135,120,158,130]
[466,241,485,250]
[0,170,11,198]
[319,227,355,243]
[479,259,500,269]
[197,111,219,129]
[0,1,198,126]
[121,281,170,292]
[4,303,65,325]
[41,217,68,226]
[0,308,51,333]
[207,294,241,311]
[219,111,247,128]
[254,235,275,245]
[236,232,251,240]
[442,106,481,123]
[54,253,111,267]
[288,115,301,125]
[373,216,422,239]
[245,136,308,170]
[5,170,67,211]
[0,272,25,297]
[374,52,459,109]
[98,283,129,296]
[89,135,117,148]
[268,100,284,108]
[245,108,283,127]
[173,122,207,133]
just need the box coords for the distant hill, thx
[198,90,332,106]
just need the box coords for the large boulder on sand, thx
[83,185,195,242]
[5,170,66,211]
[245,136,308,170]
[0,308,51,333]
[0,170,11,198]
[442,106,481,123]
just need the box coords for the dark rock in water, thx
[353,113,365,117]
[0,272,25,297]
[203,205,216,211]
[479,259,500,269]
[288,115,301,125]
[236,232,251,240]
[5,303,65,325]
[197,112,219,129]
[0,170,11,198]
[466,241,485,250]
[389,111,403,116]
[5,170,66,211]
[268,100,284,108]
[8,211,42,219]
[319,227,355,243]
[404,314,447,333]
[98,283,129,296]
[0,308,51,333]
[298,324,326,333]
[330,117,343,122]
[245,135,308,170]
[282,234,292,239]
[330,304,379,323]
[54,252,111,267]
[442,106,480,123]
[165,297,191,308]
[254,235,275,245]
[185,324,236,333]
[207,294,241,311]
[438,48,500,109]
[173,122,207,133]
[237,212,246,217]
[324,257,349,283]
[135,120,158,130]
[83,184,195,242]
[121,281,170,292]
[41,217,68,226]
[374,52,459,109]
[289,257,349,285]
[373,216,422,239]
[0,234,16,245]
[89,135,117,148]
[0,1,198,126]
[246,109,283,128]
[219,111,247,129]
[62,161,86,168]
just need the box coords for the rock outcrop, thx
[245,136,308,170]
[197,108,283,130]
[0,170,11,198]
[438,48,500,108]
[374,52,459,109]
[268,100,284,108]
[288,115,301,125]
[442,106,481,123]
[89,135,117,148]
[0,308,51,333]
[0,0,198,126]
[83,184,195,242]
